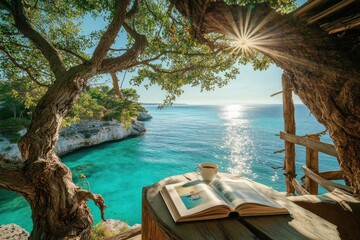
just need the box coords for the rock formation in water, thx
[0,120,146,162]
[137,111,152,121]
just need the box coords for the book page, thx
[165,180,230,219]
[210,179,285,210]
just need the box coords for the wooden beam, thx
[270,90,283,97]
[293,0,327,18]
[307,0,356,24]
[318,170,344,180]
[292,178,310,195]
[321,13,360,34]
[280,131,338,157]
[305,134,320,194]
[282,72,296,194]
[302,166,353,193]
[328,19,360,34]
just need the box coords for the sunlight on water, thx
[0,105,337,231]
[222,104,244,119]
[271,171,279,182]
[219,105,257,177]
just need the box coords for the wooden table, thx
[142,172,341,240]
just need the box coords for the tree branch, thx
[144,61,224,74]
[144,0,157,19]
[167,2,181,25]
[0,46,49,87]
[90,0,130,67]
[77,189,106,221]
[136,48,223,66]
[0,157,34,196]
[0,40,31,49]
[7,0,66,79]
[57,46,88,62]
[125,0,140,19]
[109,48,130,52]
[98,22,147,74]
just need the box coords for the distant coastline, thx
[140,103,305,106]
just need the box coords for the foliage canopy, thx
[1,0,296,110]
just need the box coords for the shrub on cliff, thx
[0,78,143,128]
[63,86,144,127]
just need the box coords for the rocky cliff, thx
[0,120,146,162]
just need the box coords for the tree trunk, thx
[0,1,145,238]
[110,72,123,99]
[11,65,106,239]
[171,1,360,192]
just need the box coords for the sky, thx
[83,0,308,105]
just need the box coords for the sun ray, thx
[244,7,252,37]
[224,10,241,39]
[226,5,303,61]
[239,8,245,40]
[254,45,317,68]
[247,11,276,39]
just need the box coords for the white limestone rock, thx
[0,120,146,161]
[56,120,145,155]
[0,224,29,240]
[0,138,21,161]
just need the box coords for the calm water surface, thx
[0,104,339,231]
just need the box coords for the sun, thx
[231,36,254,56]
[226,6,279,57]
[238,38,249,47]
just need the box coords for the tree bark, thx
[171,0,360,192]
[9,65,106,239]
[0,0,148,238]
[110,72,124,99]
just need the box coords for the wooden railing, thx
[279,131,350,195]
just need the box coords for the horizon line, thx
[141,102,305,105]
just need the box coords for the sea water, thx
[0,104,340,231]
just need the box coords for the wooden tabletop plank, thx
[238,178,341,240]
[143,173,258,240]
[143,172,341,240]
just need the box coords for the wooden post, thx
[305,134,320,194]
[282,72,296,194]
[292,178,310,195]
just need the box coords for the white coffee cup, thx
[195,162,218,182]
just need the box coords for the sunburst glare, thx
[226,6,282,57]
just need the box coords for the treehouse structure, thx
[280,0,359,194]
[275,1,360,239]
[126,1,360,239]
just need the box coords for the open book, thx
[160,179,289,222]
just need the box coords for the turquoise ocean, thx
[0,104,340,231]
